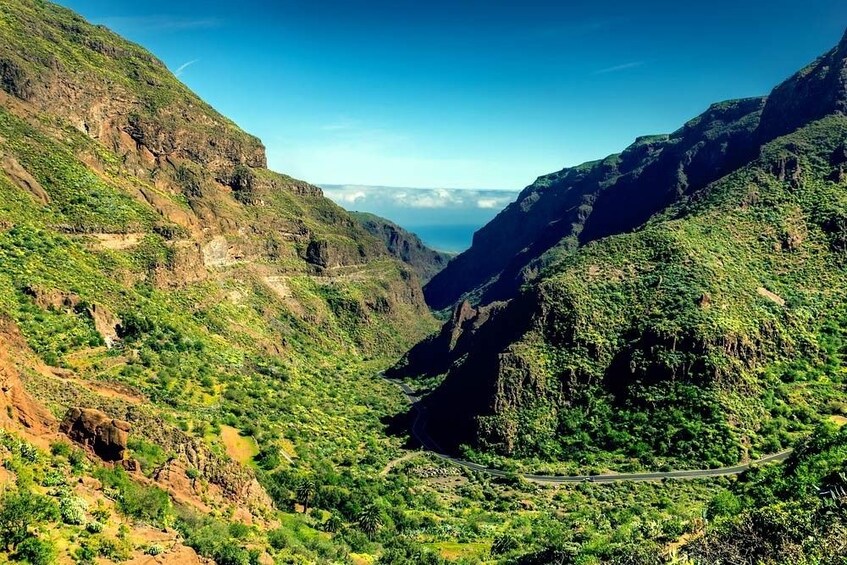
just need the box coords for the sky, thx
[55,0,847,191]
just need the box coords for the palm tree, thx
[323,513,343,533]
[295,477,315,514]
[357,504,383,539]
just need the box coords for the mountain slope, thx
[352,211,452,283]
[406,29,847,470]
[0,1,439,562]
[425,30,847,312]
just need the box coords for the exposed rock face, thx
[424,96,767,310]
[60,407,131,461]
[1,155,49,204]
[87,303,121,348]
[304,238,365,268]
[0,56,34,100]
[425,32,847,314]
[410,29,847,459]
[150,240,208,288]
[0,331,55,434]
[388,299,512,379]
[150,434,273,514]
[23,285,81,312]
[126,544,204,565]
[757,28,847,141]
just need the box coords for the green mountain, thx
[0,0,441,562]
[351,212,452,283]
[404,29,847,472]
[2,1,847,563]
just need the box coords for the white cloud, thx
[321,185,518,211]
[593,61,645,75]
[476,198,501,209]
[173,59,199,77]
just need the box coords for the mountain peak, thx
[756,29,847,140]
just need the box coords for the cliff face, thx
[0,0,434,328]
[352,212,452,283]
[409,29,847,467]
[425,31,847,314]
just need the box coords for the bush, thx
[267,527,290,551]
[14,536,56,565]
[0,489,58,550]
[94,467,171,525]
[145,544,164,556]
[50,441,71,458]
[491,533,520,556]
[706,491,743,520]
[214,541,251,565]
[60,495,88,525]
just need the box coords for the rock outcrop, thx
[410,28,847,463]
[60,407,131,461]
[0,328,55,434]
[87,303,121,348]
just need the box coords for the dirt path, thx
[380,450,423,477]
[40,364,144,405]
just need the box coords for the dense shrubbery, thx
[685,423,847,563]
[94,467,172,526]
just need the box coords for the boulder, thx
[60,407,131,461]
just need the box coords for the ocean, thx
[405,224,480,254]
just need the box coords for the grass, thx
[220,425,259,466]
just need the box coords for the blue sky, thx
[57,0,846,190]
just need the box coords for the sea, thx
[405,224,480,254]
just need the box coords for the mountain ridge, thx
[404,27,847,471]
[351,211,452,283]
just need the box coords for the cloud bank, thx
[322,185,518,212]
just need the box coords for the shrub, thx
[145,544,164,556]
[491,532,520,556]
[60,495,88,525]
[0,489,58,549]
[14,536,56,565]
[214,541,251,565]
[50,441,71,458]
[94,467,171,525]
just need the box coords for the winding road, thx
[384,377,793,484]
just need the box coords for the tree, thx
[295,477,316,514]
[491,533,520,556]
[0,489,58,550]
[357,504,383,539]
[323,513,344,533]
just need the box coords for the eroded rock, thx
[60,407,131,461]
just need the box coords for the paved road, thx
[384,377,793,484]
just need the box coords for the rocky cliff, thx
[0,1,438,561]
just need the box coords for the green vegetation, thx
[422,113,847,474]
[0,0,846,563]
[685,423,847,562]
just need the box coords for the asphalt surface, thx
[384,377,793,484]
